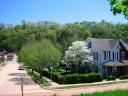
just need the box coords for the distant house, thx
[0,52,5,61]
[6,53,14,61]
[86,38,128,76]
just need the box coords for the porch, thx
[104,61,128,76]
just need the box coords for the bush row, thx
[120,75,128,79]
[107,76,116,81]
[42,70,103,84]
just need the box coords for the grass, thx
[26,68,51,86]
[75,90,128,96]
[56,80,128,89]
[0,60,5,67]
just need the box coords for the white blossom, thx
[62,41,94,67]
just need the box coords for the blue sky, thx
[0,0,127,24]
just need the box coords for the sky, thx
[0,0,127,25]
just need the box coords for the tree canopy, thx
[0,20,127,54]
[19,39,61,77]
[108,0,128,19]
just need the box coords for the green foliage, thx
[26,68,51,86]
[0,21,128,53]
[19,39,62,76]
[108,0,128,19]
[64,74,79,84]
[107,76,116,81]
[42,70,64,83]
[42,70,103,84]
[77,90,128,96]
[120,75,128,79]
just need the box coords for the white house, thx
[86,38,128,76]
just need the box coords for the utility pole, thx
[21,77,24,96]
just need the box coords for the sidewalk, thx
[43,76,128,89]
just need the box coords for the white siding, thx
[86,39,121,74]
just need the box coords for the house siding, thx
[86,38,122,74]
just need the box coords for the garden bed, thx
[42,70,103,84]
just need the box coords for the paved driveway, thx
[0,60,49,96]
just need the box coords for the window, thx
[121,52,125,59]
[93,52,98,60]
[93,52,95,60]
[88,42,91,48]
[109,51,110,60]
[117,52,118,60]
[104,51,106,60]
[96,52,98,60]
[113,52,114,60]
[104,51,110,60]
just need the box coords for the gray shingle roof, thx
[119,40,128,51]
[88,38,118,51]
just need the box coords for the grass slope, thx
[26,68,51,86]
[77,90,128,96]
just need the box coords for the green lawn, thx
[0,61,5,67]
[26,68,51,86]
[76,90,128,96]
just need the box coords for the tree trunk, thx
[39,71,42,78]
[65,65,68,73]
[32,69,34,74]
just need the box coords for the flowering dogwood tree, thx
[62,41,94,73]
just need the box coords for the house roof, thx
[104,61,127,66]
[122,60,128,65]
[88,38,118,51]
[119,40,128,51]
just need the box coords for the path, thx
[4,82,128,96]
[0,56,50,96]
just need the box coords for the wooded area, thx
[0,20,127,53]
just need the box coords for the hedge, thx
[120,75,128,79]
[42,70,103,84]
[64,74,79,84]
[107,76,116,81]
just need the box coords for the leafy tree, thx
[62,41,94,73]
[0,20,128,55]
[108,0,128,19]
[19,39,61,77]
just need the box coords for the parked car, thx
[6,53,14,61]
[18,66,24,70]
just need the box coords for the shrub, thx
[107,76,116,81]
[42,70,51,78]
[120,75,128,79]
[95,73,104,82]
[52,72,59,81]
[87,73,96,83]
[42,70,103,84]
[79,74,88,83]
[79,73,103,83]
[57,75,64,84]
[64,74,79,84]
